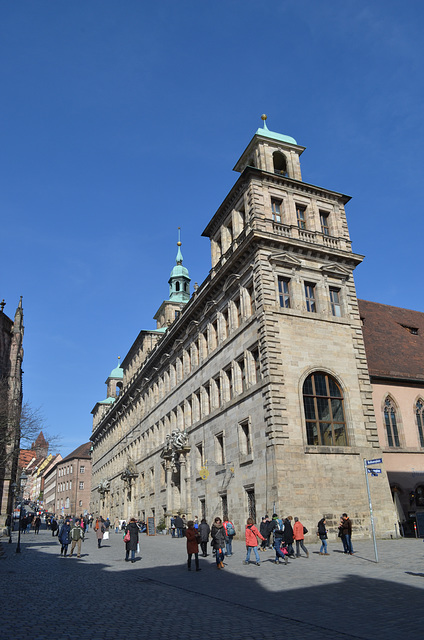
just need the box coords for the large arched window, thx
[416,399,424,448]
[384,397,400,447]
[303,372,348,446]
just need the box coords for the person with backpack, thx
[243,517,265,566]
[272,519,289,565]
[69,518,84,558]
[223,517,236,556]
[293,516,309,558]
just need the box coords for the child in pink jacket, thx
[243,517,265,566]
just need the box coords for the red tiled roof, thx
[358,299,424,382]
[19,450,36,467]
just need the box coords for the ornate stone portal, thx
[161,429,190,516]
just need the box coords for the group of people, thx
[317,513,354,555]
[58,517,85,557]
[183,512,354,571]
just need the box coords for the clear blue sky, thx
[1,1,423,456]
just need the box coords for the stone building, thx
[55,443,92,516]
[0,297,24,520]
[42,454,62,514]
[359,300,424,534]
[90,118,397,538]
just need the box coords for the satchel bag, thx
[124,530,131,543]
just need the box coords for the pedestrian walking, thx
[317,517,329,555]
[243,517,265,566]
[211,517,227,569]
[293,517,309,558]
[95,518,105,548]
[58,519,71,557]
[124,517,139,563]
[272,519,288,565]
[259,516,270,551]
[69,519,85,558]
[198,518,210,557]
[283,516,296,558]
[34,516,41,534]
[174,515,184,538]
[114,517,120,534]
[185,520,201,571]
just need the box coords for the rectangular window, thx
[329,288,341,317]
[80,466,85,474]
[79,481,84,490]
[215,433,225,465]
[251,348,260,384]
[296,205,307,229]
[196,443,204,468]
[239,420,252,456]
[220,494,229,521]
[271,199,282,223]
[246,488,256,523]
[304,283,316,312]
[278,277,291,309]
[199,498,206,521]
[234,297,242,327]
[320,211,330,236]
[223,367,233,400]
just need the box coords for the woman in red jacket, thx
[243,517,265,566]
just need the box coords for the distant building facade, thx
[55,443,92,516]
[359,300,424,534]
[0,298,24,520]
[90,119,398,538]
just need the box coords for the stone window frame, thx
[382,395,402,448]
[415,397,424,448]
[302,370,349,447]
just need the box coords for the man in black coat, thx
[283,516,295,558]
[174,515,184,538]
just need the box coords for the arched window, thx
[273,151,288,176]
[384,397,400,447]
[303,372,348,446]
[416,399,424,447]
[175,282,180,292]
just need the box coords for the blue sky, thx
[1,1,423,456]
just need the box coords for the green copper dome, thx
[256,117,297,145]
[98,397,116,405]
[109,365,123,379]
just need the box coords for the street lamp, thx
[8,482,18,543]
[16,471,28,554]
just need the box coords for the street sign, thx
[367,468,382,474]
[366,458,382,465]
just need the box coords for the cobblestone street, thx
[1,528,424,639]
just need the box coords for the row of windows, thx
[55,498,83,510]
[96,349,261,483]
[57,481,85,492]
[271,198,332,236]
[384,397,424,449]
[57,465,85,477]
[124,291,255,416]
[278,276,342,317]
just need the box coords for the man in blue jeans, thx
[340,513,354,554]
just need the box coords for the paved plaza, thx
[1,527,424,639]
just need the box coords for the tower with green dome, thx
[154,232,191,328]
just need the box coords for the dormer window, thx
[273,151,288,176]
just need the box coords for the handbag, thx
[103,531,109,540]
[303,526,308,535]
[124,530,130,542]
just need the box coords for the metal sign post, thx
[364,458,379,563]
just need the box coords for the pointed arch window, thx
[416,399,424,448]
[303,372,348,446]
[384,398,400,447]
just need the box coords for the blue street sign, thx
[366,458,383,465]
[367,468,382,474]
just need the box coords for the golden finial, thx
[177,227,181,246]
[261,114,267,121]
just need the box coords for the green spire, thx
[169,228,190,302]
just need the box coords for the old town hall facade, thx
[90,118,397,537]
